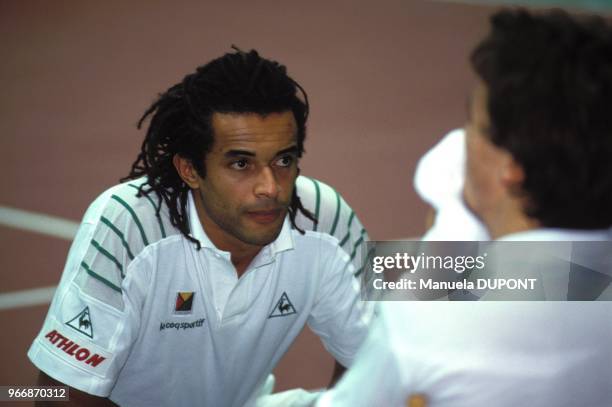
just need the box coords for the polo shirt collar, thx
[270,217,294,254]
[188,190,219,251]
[187,191,295,257]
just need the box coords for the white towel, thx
[413,128,490,241]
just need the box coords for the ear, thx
[500,155,525,189]
[173,154,200,189]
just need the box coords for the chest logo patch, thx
[174,291,195,314]
[65,306,94,339]
[269,292,297,318]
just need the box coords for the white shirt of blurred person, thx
[317,9,612,407]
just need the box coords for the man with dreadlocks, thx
[28,49,369,406]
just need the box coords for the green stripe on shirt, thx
[80,261,122,293]
[350,229,367,261]
[309,178,321,231]
[91,239,125,279]
[127,184,166,238]
[355,246,376,277]
[111,195,149,246]
[329,188,341,236]
[339,211,356,248]
[100,217,135,260]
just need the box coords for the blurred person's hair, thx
[122,48,315,248]
[471,9,612,229]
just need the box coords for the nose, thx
[254,166,280,200]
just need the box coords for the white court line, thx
[0,205,76,310]
[0,285,57,310]
[0,205,78,241]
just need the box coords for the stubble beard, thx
[199,189,289,247]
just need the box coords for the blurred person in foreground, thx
[28,48,369,406]
[317,8,612,407]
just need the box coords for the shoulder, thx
[295,176,343,223]
[289,229,353,271]
[293,229,344,249]
[294,175,369,273]
[294,175,366,239]
[83,177,177,252]
[64,178,179,307]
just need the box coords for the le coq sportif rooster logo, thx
[268,292,297,318]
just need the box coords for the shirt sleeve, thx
[27,193,149,397]
[315,303,407,407]
[295,176,370,275]
[307,239,369,367]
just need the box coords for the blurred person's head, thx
[122,48,314,248]
[464,8,612,238]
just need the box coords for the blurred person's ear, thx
[501,155,525,195]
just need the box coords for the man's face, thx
[463,82,512,222]
[192,111,299,249]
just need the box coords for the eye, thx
[275,155,294,168]
[229,159,249,170]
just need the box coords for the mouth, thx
[245,208,284,224]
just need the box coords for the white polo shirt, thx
[28,176,368,407]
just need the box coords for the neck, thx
[484,199,540,239]
[192,192,262,277]
[230,250,260,277]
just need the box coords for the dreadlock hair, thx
[121,48,317,248]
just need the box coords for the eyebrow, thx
[223,145,299,159]
[224,149,256,158]
[275,145,299,156]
